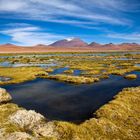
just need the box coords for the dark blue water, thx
[2,71,140,122]
[50,67,69,75]
[0,62,57,68]
[73,70,82,76]
[50,67,82,76]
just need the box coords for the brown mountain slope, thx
[50,38,88,47]
[0,41,139,53]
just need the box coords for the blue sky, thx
[0,0,140,46]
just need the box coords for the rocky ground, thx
[0,88,58,140]
[0,86,140,140]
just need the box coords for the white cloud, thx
[0,0,139,45]
[31,0,83,12]
[3,27,40,34]
[0,0,27,11]
[5,23,32,27]
[1,24,65,46]
[107,33,140,43]
[0,0,137,26]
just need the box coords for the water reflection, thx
[2,71,140,122]
[0,51,140,59]
[0,62,57,68]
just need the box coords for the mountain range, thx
[0,38,140,53]
[50,38,88,47]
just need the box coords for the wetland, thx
[0,52,140,139]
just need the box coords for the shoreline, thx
[0,86,139,139]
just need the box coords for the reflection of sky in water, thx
[2,71,140,122]
[0,61,12,67]
[73,70,82,76]
[13,63,57,68]
[113,58,134,60]
[0,51,140,59]
[0,62,57,68]
[50,67,69,75]
[50,67,82,76]
[135,64,140,67]
[0,76,11,82]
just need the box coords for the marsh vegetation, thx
[0,52,140,139]
[0,86,140,139]
[0,52,140,85]
[124,74,137,79]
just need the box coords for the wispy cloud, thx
[107,33,140,43]
[0,0,27,11]
[0,0,139,45]
[0,0,138,27]
[83,0,139,12]
[1,24,65,46]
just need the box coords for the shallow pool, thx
[2,71,140,122]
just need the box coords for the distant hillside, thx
[50,38,88,47]
[0,39,140,53]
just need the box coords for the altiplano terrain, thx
[0,51,139,140]
[0,38,140,53]
[1,0,140,139]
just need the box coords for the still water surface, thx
[2,71,140,122]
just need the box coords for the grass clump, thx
[106,65,140,76]
[124,74,137,79]
[46,68,54,73]
[0,52,140,84]
[63,69,74,74]
[0,67,47,85]
[0,103,23,134]
[53,86,140,140]
[81,70,101,75]
[47,74,99,84]
[99,74,109,79]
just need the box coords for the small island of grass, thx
[124,74,137,79]
[47,74,99,84]
[0,67,48,85]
